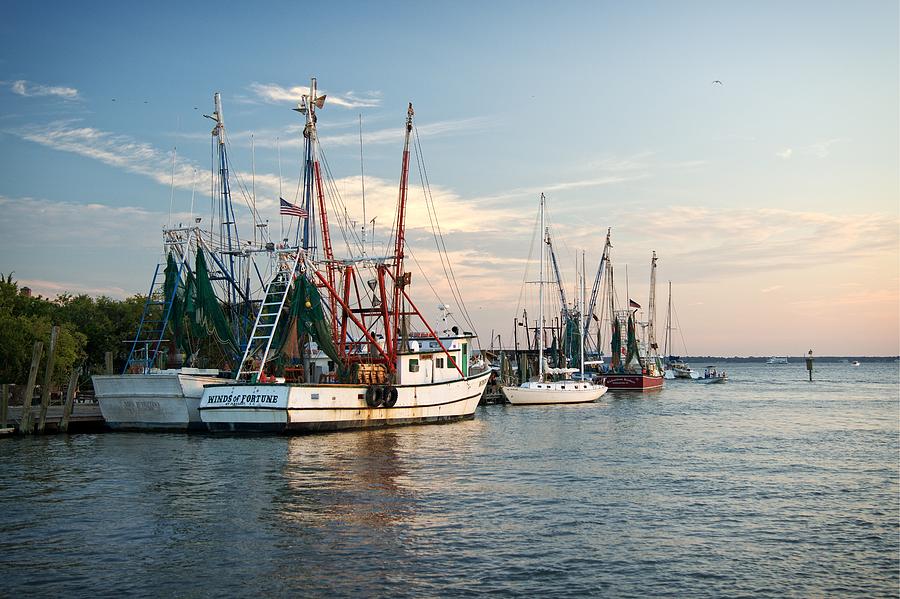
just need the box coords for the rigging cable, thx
[412,125,478,336]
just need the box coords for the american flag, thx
[279,197,308,218]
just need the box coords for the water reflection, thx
[276,430,416,529]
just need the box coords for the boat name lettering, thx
[206,393,282,405]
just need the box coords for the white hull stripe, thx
[199,391,484,412]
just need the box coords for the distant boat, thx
[696,366,727,384]
[599,251,665,391]
[851,360,860,366]
[766,356,789,364]
[661,282,698,380]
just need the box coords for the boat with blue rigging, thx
[93,93,271,430]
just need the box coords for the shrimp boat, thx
[200,80,490,432]
[599,251,665,391]
[501,194,607,405]
[95,93,270,430]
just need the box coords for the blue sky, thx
[1,1,897,355]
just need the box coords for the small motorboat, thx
[696,366,727,384]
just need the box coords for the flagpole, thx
[277,136,284,242]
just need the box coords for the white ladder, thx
[236,249,303,381]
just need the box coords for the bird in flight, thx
[712,80,723,85]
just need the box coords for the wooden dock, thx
[3,404,106,435]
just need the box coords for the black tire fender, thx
[384,386,398,408]
[365,385,380,408]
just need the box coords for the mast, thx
[580,250,586,376]
[538,193,545,382]
[390,103,415,364]
[585,228,611,339]
[210,94,240,294]
[547,233,568,320]
[206,93,244,344]
[294,77,337,326]
[664,280,672,358]
[648,251,658,355]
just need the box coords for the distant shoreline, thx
[666,356,899,363]
[481,352,899,363]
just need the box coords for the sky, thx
[1,0,897,356]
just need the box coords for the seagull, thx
[712,80,723,85]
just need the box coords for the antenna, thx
[359,113,367,255]
[251,133,257,244]
[167,146,177,226]
[277,136,283,242]
[189,167,197,223]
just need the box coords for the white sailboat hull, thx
[93,371,227,431]
[199,369,491,433]
[502,382,608,405]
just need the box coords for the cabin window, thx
[436,357,444,369]
[409,359,420,373]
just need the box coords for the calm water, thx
[2,362,898,597]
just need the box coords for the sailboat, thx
[199,79,491,432]
[93,93,269,430]
[662,281,698,380]
[501,194,608,405]
[599,251,665,391]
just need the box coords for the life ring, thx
[365,385,381,408]
[384,386,398,408]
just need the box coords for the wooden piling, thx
[105,351,114,375]
[19,341,44,434]
[1,384,9,430]
[59,367,82,433]
[37,325,60,433]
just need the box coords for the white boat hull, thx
[199,369,491,433]
[502,382,608,405]
[93,371,227,431]
[696,377,726,384]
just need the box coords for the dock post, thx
[105,351,114,375]
[1,384,8,429]
[19,341,44,434]
[37,325,60,433]
[60,366,81,433]
[806,349,814,382]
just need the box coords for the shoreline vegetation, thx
[0,274,144,386]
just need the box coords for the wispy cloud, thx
[248,82,382,109]
[0,194,162,250]
[806,138,842,158]
[761,285,783,293]
[238,116,491,151]
[12,120,200,188]
[8,120,293,213]
[9,79,80,100]
[618,206,899,283]
[776,139,843,160]
[471,174,647,206]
